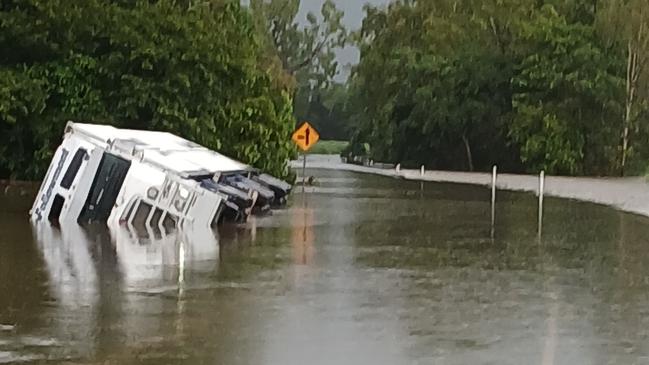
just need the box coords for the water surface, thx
[2,169,649,364]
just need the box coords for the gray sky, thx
[297,0,390,81]
[298,0,389,29]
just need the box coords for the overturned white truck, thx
[30,122,291,231]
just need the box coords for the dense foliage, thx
[250,0,350,140]
[0,0,295,180]
[348,0,649,176]
[3,0,648,179]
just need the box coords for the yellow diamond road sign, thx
[292,122,319,152]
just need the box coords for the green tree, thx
[348,0,520,170]
[298,82,351,140]
[510,5,623,174]
[348,0,632,175]
[0,0,295,180]
[249,0,347,138]
[597,0,649,174]
[250,0,346,85]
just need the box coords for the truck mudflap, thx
[252,173,291,206]
[222,175,275,209]
[196,177,254,223]
[221,200,246,224]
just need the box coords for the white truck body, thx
[30,121,265,230]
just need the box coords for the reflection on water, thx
[291,202,315,266]
[5,222,220,363]
[2,169,649,364]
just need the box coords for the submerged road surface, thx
[2,169,649,364]
[292,155,649,217]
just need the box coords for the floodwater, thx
[2,169,649,364]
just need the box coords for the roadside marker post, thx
[292,122,320,192]
[538,170,545,237]
[302,154,307,191]
[491,165,497,239]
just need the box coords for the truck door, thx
[78,153,131,224]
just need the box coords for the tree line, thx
[0,0,309,180]
[345,0,649,176]
[3,0,648,179]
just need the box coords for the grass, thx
[307,140,349,155]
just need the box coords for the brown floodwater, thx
[2,169,649,364]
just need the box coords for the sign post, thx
[302,152,307,190]
[292,122,320,191]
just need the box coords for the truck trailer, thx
[30,122,291,233]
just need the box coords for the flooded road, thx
[2,169,649,364]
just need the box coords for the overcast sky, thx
[297,0,391,81]
[297,0,389,29]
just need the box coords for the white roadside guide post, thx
[491,165,497,239]
[419,165,425,194]
[538,170,545,236]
